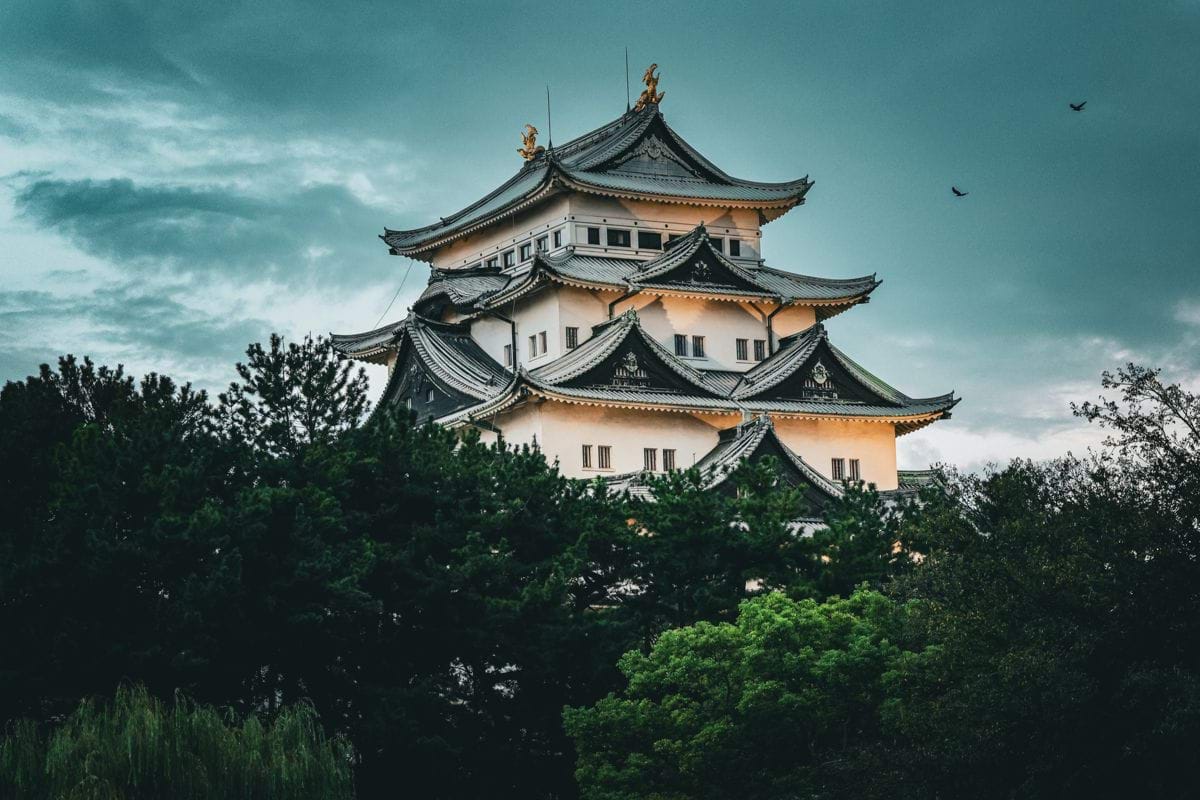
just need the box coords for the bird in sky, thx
[952,186,968,197]
[1070,101,1087,111]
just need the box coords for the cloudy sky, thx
[2,0,1198,470]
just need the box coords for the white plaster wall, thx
[432,196,571,270]
[556,285,615,348]
[533,403,724,478]
[627,295,773,372]
[470,314,515,368]
[510,290,560,367]
[493,402,544,451]
[771,306,818,340]
[771,416,899,490]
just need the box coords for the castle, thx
[333,66,956,511]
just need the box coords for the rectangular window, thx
[586,227,601,245]
[736,338,749,361]
[502,250,515,268]
[607,228,631,247]
[535,236,548,253]
[729,239,741,257]
[565,326,579,349]
[849,458,861,481]
[485,257,499,269]
[597,445,612,470]
[528,334,538,358]
[538,331,547,354]
[831,458,846,481]
[753,339,767,361]
[667,234,683,245]
[643,448,657,472]
[426,387,435,403]
[674,334,688,357]
[710,237,724,252]
[519,243,532,261]
[637,231,663,250]
[503,344,513,366]
[552,229,562,248]
[663,448,676,471]
[691,335,705,358]
[582,444,593,469]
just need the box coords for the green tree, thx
[0,685,353,800]
[563,589,904,800]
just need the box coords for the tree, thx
[0,685,353,800]
[563,589,904,800]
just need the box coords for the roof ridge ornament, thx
[633,63,664,112]
[517,124,545,161]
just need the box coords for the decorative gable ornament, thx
[612,351,650,387]
[691,261,713,283]
[811,361,829,385]
[613,135,700,177]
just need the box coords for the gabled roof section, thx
[333,313,510,401]
[628,224,775,298]
[381,105,812,259]
[695,416,844,502]
[527,309,726,399]
[731,324,959,433]
[473,225,879,313]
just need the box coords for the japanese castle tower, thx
[333,66,957,508]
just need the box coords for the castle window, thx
[691,335,706,358]
[729,239,741,257]
[538,331,547,354]
[597,445,612,470]
[502,250,515,268]
[503,344,513,366]
[486,257,499,269]
[426,387,436,404]
[565,326,579,349]
[553,229,563,248]
[637,231,662,250]
[519,243,532,261]
[582,444,593,469]
[607,228,631,248]
[643,448,657,471]
[663,449,676,471]
[528,334,538,358]
[831,458,846,481]
[710,237,724,253]
[674,334,688,357]
[667,234,683,245]
[736,338,749,361]
[535,236,548,253]
[849,459,861,481]
[753,339,767,361]
[587,227,601,245]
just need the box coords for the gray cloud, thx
[11,176,393,282]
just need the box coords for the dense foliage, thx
[566,365,1200,800]
[0,685,353,800]
[2,337,1197,799]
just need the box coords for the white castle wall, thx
[772,416,899,490]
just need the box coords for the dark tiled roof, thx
[333,314,510,400]
[382,106,812,257]
[453,223,879,313]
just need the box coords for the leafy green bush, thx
[0,686,353,800]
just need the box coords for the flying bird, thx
[952,186,968,197]
[1069,101,1087,111]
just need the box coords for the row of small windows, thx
[584,226,742,256]
[478,229,564,271]
[736,338,768,362]
[673,334,705,358]
[581,445,677,472]
[504,326,581,367]
[831,458,861,482]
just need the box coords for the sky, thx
[1,0,1198,471]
